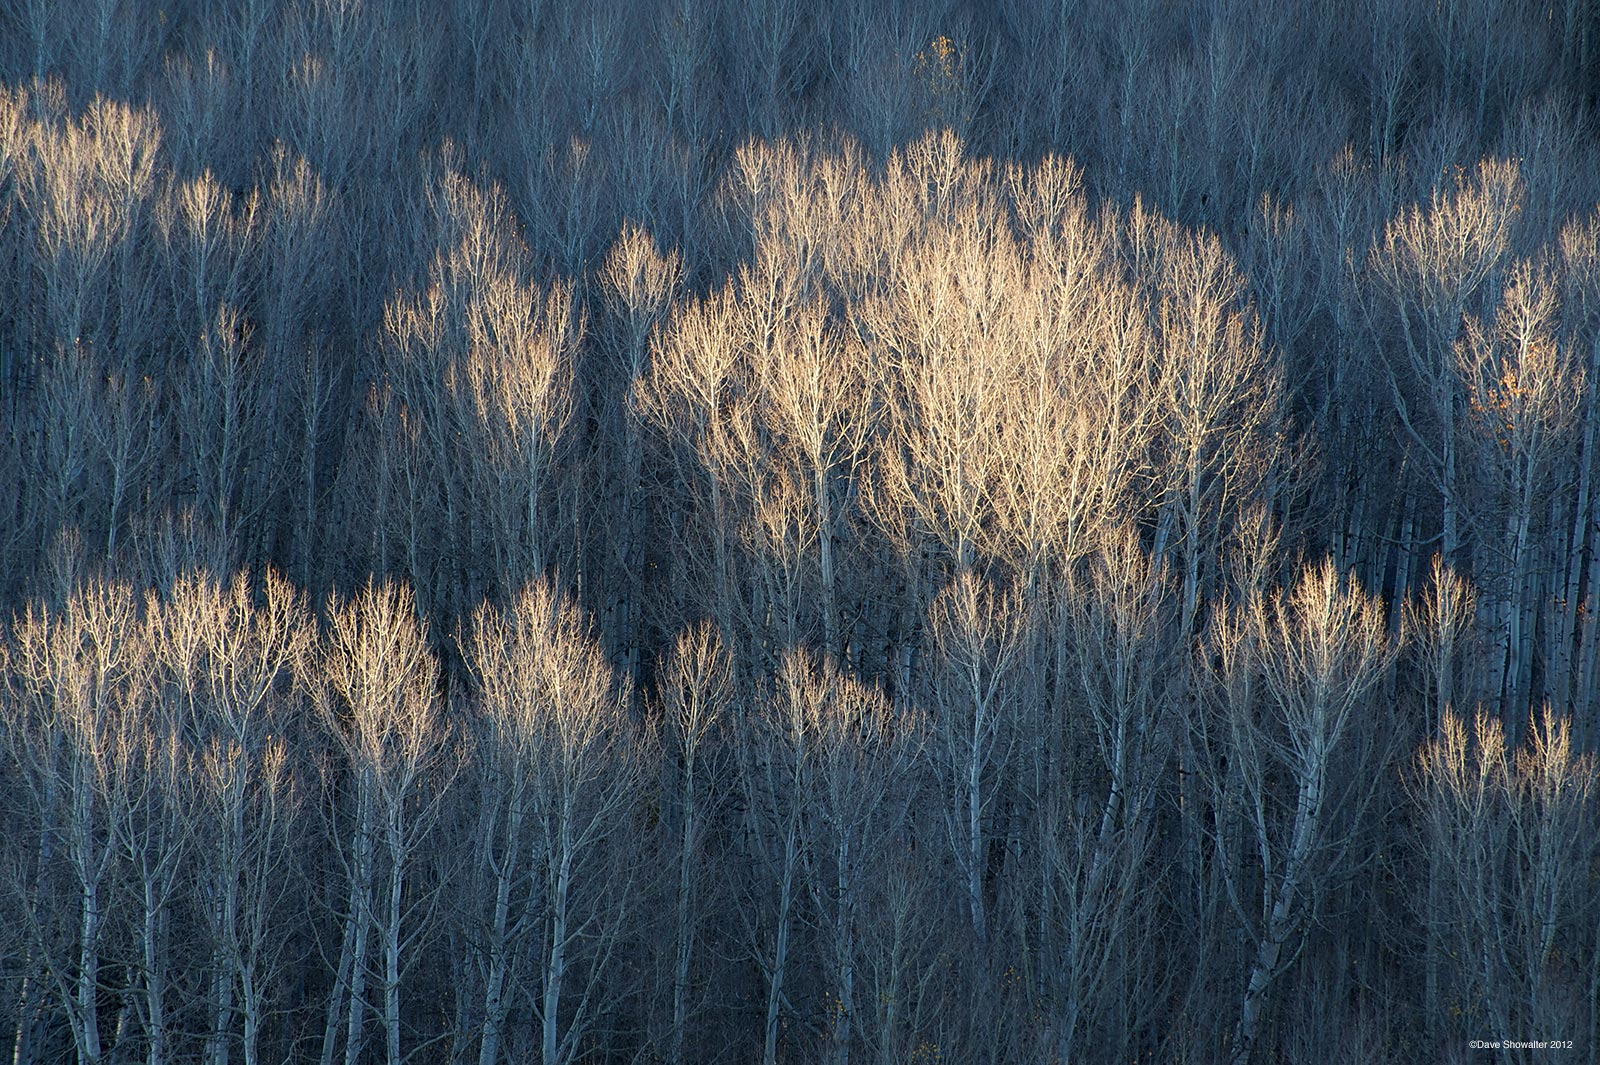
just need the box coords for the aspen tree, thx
[652,623,732,1065]
[154,570,310,1065]
[308,582,452,1065]
[1416,708,1598,1056]
[5,580,151,1065]
[1458,266,1584,723]
[599,224,681,683]
[461,580,639,1065]
[1369,158,1523,578]
[1042,529,1175,1063]
[926,573,1028,947]
[790,654,921,1065]
[1199,560,1398,1065]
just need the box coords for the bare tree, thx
[634,284,743,643]
[460,579,640,1065]
[651,623,732,1065]
[797,656,922,1065]
[257,145,336,586]
[307,581,452,1065]
[925,573,1028,947]
[4,579,152,1065]
[1456,264,1585,723]
[101,608,186,1065]
[1415,707,1598,1061]
[372,166,577,612]
[1146,219,1286,640]
[83,362,160,559]
[733,650,811,1065]
[1038,528,1176,1063]
[152,570,310,1065]
[1368,158,1523,575]
[650,0,717,143]
[1196,559,1399,1065]
[747,292,873,665]
[599,224,682,684]
[1406,554,1480,1025]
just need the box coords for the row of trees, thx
[6,75,1597,724]
[2,0,1600,1061]
[4,556,1593,1065]
[4,0,1597,220]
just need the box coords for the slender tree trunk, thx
[815,466,839,664]
[143,876,168,1065]
[1388,485,1417,638]
[1442,423,1460,570]
[1231,761,1326,1065]
[341,791,376,1065]
[1554,338,1598,719]
[1577,477,1600,743]
[11,964,42,1065]
[832,841,855,1065]
[966,723,987,945]
[72,766,106,1065]
[620,431,645,686]
[77,864,103,1065]
[543,811,574,1065]
[209,849,240,1065]
[764,818,800,1065]
[670,767,698,1065]
[708,464,732,641]
[299,356,322,587]
[384,815,406,1065]
[1509,475,1536,723]
[527,456,544,578]
[240,958,262,1065]
[320,875,358,1065]
[479,803,522,1065]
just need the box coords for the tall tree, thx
[460,579,640,1065]
[307,581,452,1065]
[1195,558,1399,1064]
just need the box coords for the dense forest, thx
[1,0,1599,1062]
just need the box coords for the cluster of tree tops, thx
[1,0,1599,1062]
